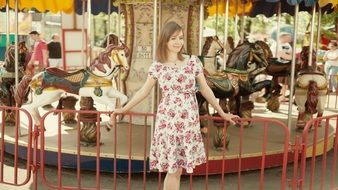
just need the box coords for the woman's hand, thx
[107,108,125,130]
[219,112,239,125]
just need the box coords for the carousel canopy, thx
[0,0,74,13]
[206,0,337,17]
[207,0,253,16]
[0,0,119,15]
[113,0,212,5]
[250,0,337,17]
[75,0,118,15]
[318,0,338,8]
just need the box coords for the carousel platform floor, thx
[1,94,337,174]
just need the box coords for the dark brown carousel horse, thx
[0,41,30,124]
[197,40,272,115]
[197,40,272,150]
[260,41,301,111]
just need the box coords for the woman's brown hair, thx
[156,21,185,63]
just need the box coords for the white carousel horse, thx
[294,72,328,128]
[15,44,129,127]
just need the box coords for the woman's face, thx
[167,30,184,54]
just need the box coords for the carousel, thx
[0,0,337,177]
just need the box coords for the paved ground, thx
[0,150,336,190]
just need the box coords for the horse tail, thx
[14,75,32,107]
[305,80,318,114]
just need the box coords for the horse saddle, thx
[296,72,327,90]
[41,67,90,94]
[266,59,297,76]
[206,73,233,92]
[45,67,87,83]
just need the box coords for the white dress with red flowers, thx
[148,56,206,174]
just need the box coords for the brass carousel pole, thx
[117,3,121,41]
[315,7,321,64]
[14,0,18,88]
[240,0,245,43]
[107,0,111,46]
[81,0,86,68]
[216,0,219,36]
[5,0,10,47]
[275,1,281,56]
[308,5,316,67]
[234,0,239,46]
[87,0,92,64]
[223,0,229,70]
[151,0,158,135]
[199,0,205,55]
[287,4,299,132]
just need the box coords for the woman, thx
[323,41,338,92]
[110,21,238,190]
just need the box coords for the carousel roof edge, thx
[113,0,212,6]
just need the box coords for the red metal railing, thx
[37,109,291,190]
[2,106,336,190]
[299,114,338,190]
[0,105,33,187]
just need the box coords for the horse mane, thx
[91,45,123,67]
[255,41,273,59]
[227,36,235,50]
[202,37,213,56]
[226,41,251,68]
[305,80,318,114]
[299,46,317,70]
[90,44,129,73]
[100,33,119,48]
[4,41,29,72]
[14,75,33,107]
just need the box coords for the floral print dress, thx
[148,56,206,174]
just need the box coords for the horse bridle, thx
[88,49,125,78]
[246,47,268,76]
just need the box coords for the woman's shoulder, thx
[151,61,163,68]
[184,54,200,62]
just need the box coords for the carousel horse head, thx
[201,36,225,73]
[299,46,317,71]
[226,40,269,77]
[4,41,29,73]
[202,36,223,56]
[89,43,130,77]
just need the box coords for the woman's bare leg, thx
[163,168,183,190]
